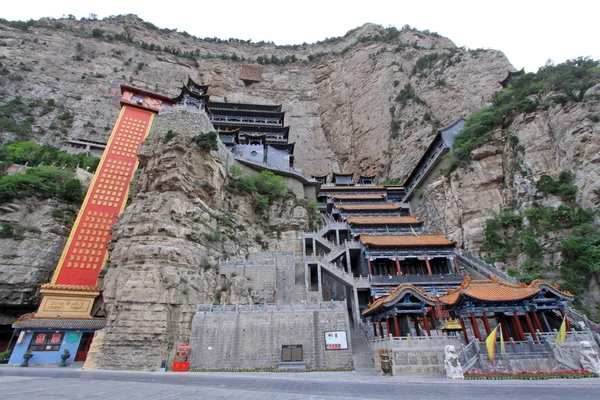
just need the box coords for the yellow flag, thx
[555,318,567,345]
[410,226,419,237]
[485,324,499,364]
[499,324,506,355]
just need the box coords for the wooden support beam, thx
[524,312,538,341]
[513,312,526,341]
[482,313,491,336]
[425,257,433,276]
[470,312,482,341]
[373,322,378,337]
[367,258,373,276]
[395,258,402,276]
[423,311,431,337]
[459,316,469,343]
[394,314,401,337]
[499,317,510,341]
[532,311,543,332]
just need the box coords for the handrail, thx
[456,250,518,284]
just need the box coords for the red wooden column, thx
[386,318,391,336]
[373,322,378,337]
[393,315,401,337]
[423,312,431,337]
[367,259,373,276]
[482,313,491,336]
[559,310,571,330]
[413,317,421,337]
[531,311,543,332]
[378,320,384,338]
[458,317,469,343]
[425,257,433,276]
[524,312,538,341]
[499,318,510,341]
[452,258,460,274]
[470,312,482,341]
[395,258,402,276]
[513,312,526,341]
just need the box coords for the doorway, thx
[75,332,94,362]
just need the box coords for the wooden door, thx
[74,332,94,362]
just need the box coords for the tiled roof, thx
[332,194,385,200]
[347,216,422,225]
[360,233,455,247]
[362,283,437,316]
[13,317,107,329]
[438,276,573,305]
[320,186,386,191]
[339,203,400,211]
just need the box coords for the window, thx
[28,332,64,351]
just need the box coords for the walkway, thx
[1,367,599,400]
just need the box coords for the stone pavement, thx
[1,366,599,399]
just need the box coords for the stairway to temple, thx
[350,328,379,373]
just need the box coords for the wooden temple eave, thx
[365,248,456,259]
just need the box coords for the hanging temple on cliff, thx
[4,75,600,376]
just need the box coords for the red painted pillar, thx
[378,320,384,338]
[453,257,460,275]
[425,257,433,276]
[513,312,525,341]
[482,313,491,336]
[435,303,444,319]
[413,317,421,337]
[395,258,402,276]
[559,310,571,331]
[524,312,538,341]
[423,311,431,337]
[499,318,510,341]
[470,312,482,341]
[459,316,469,343]
[367,258,373,276]
[394,315,401,337]
[531,311,543,332]
[373,322,378,337]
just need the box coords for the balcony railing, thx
[371,274,464,286]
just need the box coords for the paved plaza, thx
[1,367,600,400]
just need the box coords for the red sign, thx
[35,333,46,344]
[53,106,154,286]
[51,333,62,344]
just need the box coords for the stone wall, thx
[189,302,353,369]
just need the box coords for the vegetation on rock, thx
[448,57,600,173]
[0,167,83,203]
[190,131,218,151]
[0,141,100,172]
[228,167,295,214]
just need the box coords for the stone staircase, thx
[350,328,378,373]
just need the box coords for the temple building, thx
[361,276,574,341]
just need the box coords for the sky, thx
[2,0,598,72]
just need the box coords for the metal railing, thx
[196,300,346,313]
[371,274,465,286]
[456,250,518,284]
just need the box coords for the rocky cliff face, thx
[0,198,76,323]
[84,109,311,370]
[0,16,512,179]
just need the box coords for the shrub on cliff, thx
[191,131,218,151]
[448,57,600,172]
[228,169,295,214]
[0,141,100,172]
[0,167,82,203]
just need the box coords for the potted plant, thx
[21,349,33,367]
[59,349,70,367]
[0,350,11,364]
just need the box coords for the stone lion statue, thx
[580,341,600,375]
[444,345,464,379]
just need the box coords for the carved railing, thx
[458,338,480,372]
[456,250,518,284]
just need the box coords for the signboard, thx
[167,343,173,351]
[66,333,80,342]
[325,331,348,350]
[281,345,303,362]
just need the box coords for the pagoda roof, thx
[359,174,376,179]
[360,232,455,247]
[333,172,354,177]
[331,194,385,201]
[362,283,437,317]
[312,174,328,179]
[170,84,210,103]
[207,107,284,117]
[268,143,295,154]
[438,276,573,305]
[320,185,385,191]
[339,203,400,211]
[13,313,107,329]
[187,76,209,92]
[499,68,525,88]
[213,124,290,135]
[346,216,423,225]
[218,127,240,134]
